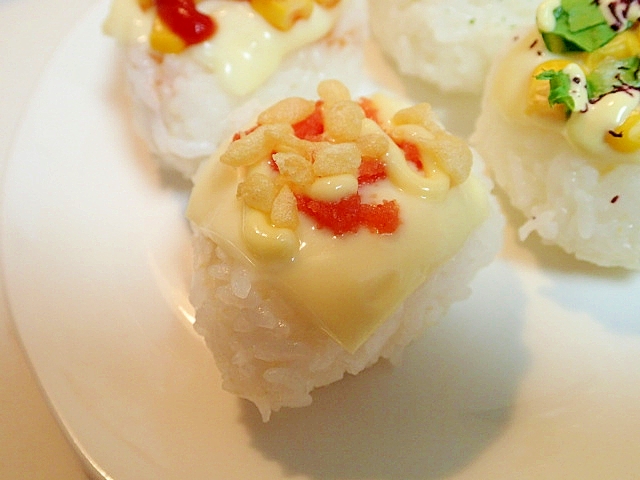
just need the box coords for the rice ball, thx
[368,0,539,94]
[471,20,640,269]
[187,80,504,420]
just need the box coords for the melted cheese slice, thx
[187,95,490,352]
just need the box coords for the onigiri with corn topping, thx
[103,0,367,178]
[471,0,640,268]
[187,79,503,420]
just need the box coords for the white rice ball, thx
[189,155,504,421]
[121,0,369,178]
[368,0,539,94]
[471,32,640,269]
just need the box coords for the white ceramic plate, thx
[3,2,640,479]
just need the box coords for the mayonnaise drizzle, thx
[191,2,339,96]
[563,63,589,112]
[567,89,640,155]
[363,117,451,200]
[304,174,359,202]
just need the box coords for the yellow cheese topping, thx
[186,87,490,352]
[103,0,341,96]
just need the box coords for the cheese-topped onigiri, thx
[187,79,503,420]
[471,0,640,269]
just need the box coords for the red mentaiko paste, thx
[293,101,325,140]
[359,97,379,123]
[396,141,423,171]
[296,194,400,235]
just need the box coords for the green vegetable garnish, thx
[536,69,576,113]
[540,0,618,53]
[536,57,640,114]
[587,56,640,98]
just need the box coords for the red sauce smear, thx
[155,0,217,45]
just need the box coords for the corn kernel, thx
[138,0,154,10]
[250,0,314,31]
[149,16,186,54]
[314,0,340,7]
[605,110,640,153]
[584,30,640,71]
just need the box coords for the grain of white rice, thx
[189,153,504,421]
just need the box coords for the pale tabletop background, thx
[1,0,95,477]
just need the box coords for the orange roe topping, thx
[359,97,379,123]
[396,141,423,171]
[296,155,398,236]
[155,0,216,46]
[360,200,400,234]
[296,194,399,236]
[293,101,324,140]
[358,157,387,185]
